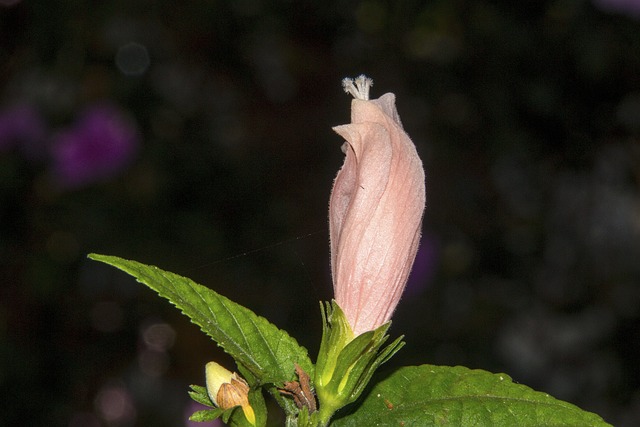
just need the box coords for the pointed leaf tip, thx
[88,254,313,388]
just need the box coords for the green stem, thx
[317,401,339,427]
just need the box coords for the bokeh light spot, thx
[115,42,150,76]
[142,322,176,351]
[95,383,136,424]
[68,412,101,427]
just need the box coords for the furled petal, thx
[329,79,425,336]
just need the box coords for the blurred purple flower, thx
[405,233,439,297]
[52,104,138,188]
[593,0,640,18]
[0,0,24,8]
[0,104,47,157]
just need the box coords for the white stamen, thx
[342,74,373,100]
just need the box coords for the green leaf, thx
[190,408,224,422]
[88,254,314,388]
[189,385,215,407]
[330,365,612,427]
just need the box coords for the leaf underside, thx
[330,364,612,427]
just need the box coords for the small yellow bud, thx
[205,361,256,426]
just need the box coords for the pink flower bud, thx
[330,76,425,336]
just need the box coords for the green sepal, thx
[244,387,268,427]
[344,333,404,401]
[316,301,354,387]
[295,406,312,427]
[189,384,215,407]
[189,408,224,422]
[314,301,404,425]
[219,406,248,427]
[284,406,323,427]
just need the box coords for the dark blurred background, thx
[2,0,640,426]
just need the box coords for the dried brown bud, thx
[279,364,317,413]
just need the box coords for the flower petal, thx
[329,93,425,336]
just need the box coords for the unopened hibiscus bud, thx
[205,361,256,426]
[330,75,426,336]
